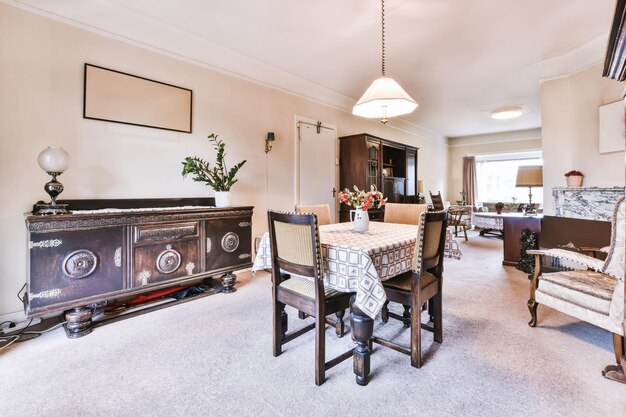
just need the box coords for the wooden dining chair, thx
[267,210,353,385]
[374,210,448,368]
[383,203,428,225]
[429,191,445,211]
[295,204,331,225]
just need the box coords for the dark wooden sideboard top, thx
[25,198,253,336]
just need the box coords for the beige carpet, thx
[1,230,624,416]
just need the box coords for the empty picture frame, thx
[599,101,625,153]
[83,64,192,133]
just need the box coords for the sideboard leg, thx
[350,296,373,386]
[64,306,93,338]
[221,272,237,293]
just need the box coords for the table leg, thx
[350,295,373,386]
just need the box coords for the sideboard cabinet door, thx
[28,227,125,312]
[132,222,201,287]
[205,217,252,272]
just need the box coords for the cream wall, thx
[446,129,542,202]
[0,5,448,316]
[541,64,625,214]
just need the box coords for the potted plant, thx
[337,185,387,232]
[181,133,247,207]
[495,202,504,214]
[564,170,584,187]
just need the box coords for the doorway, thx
[295,117,338,223]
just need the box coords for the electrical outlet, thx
[0,318,41,335]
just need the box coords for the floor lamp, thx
[515,166,543,215]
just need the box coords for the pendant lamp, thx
[353,0,417,124]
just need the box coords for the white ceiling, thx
[9,0,617,138]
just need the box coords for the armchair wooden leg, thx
[613,333,624,364]
[315,313,326,386]
[410,288,422,368]
[527,299,538,327]
[381,301,389,323]
[402,305,411,328]
[433,292,443,344]
[273,302,287,357]
[428,300,435,323]
[335,309,346,338]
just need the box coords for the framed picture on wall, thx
[83,64,193,133]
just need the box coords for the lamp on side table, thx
[515,166,542,215]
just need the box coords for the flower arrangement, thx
[564,170,583,177]
[337,185,387,211]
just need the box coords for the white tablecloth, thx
[252,222,418,318]
[472,213,504,230]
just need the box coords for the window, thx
[475,151,543,204]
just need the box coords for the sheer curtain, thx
[462,156,477,205]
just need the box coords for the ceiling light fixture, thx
[353,0,417,124]
[491,106,524,120]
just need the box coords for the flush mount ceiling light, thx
[353,0,417,124]
[491,106,524,120]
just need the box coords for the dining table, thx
[252,221,419,385]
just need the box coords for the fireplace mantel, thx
[552,186,624,220]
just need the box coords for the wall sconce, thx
[265,132,275,153]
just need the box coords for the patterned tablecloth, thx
[472,212,504,230]
[252,222,418,319]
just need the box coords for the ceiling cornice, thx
[540,34,607,81]
[3,0,447,145]
[448,128,542,147]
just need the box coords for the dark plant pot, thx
[496,208,502,214]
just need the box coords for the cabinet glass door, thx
[406,149,417,202]
[367,140,380,191]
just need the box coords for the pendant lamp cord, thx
[381,0,386,76]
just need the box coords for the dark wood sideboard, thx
[502,215,542,266]
[502,214,612,267]
[25,198,253,338]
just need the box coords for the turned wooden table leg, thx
[350,296,373,386]
[64,306,93,338]
[221,272,237,293]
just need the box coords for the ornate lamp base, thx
[34,202,68,215]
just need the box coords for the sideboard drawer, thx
[132,240,200,287]
[28,227,125,311]
[133,222,199,244]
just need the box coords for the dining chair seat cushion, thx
[383,270,438,292]
[279,276,342,298]
[538,270,617,315]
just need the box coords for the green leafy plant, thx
[181,134,247,191]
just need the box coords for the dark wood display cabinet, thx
[24,198,253,338]
[339,133,418,222]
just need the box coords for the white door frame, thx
[294,115,339,217]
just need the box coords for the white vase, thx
[214,191,232,207]
[350,208,370,232]
[566,175,583,187]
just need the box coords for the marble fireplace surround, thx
[553,186,624,220]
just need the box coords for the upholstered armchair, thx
[527,196,624,376]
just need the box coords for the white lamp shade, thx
[352,77,418,118]
[37,146,70,173]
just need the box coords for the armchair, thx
[527,196,624,382]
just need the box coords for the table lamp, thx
[516,165,542,215]
[35,146,70,215]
